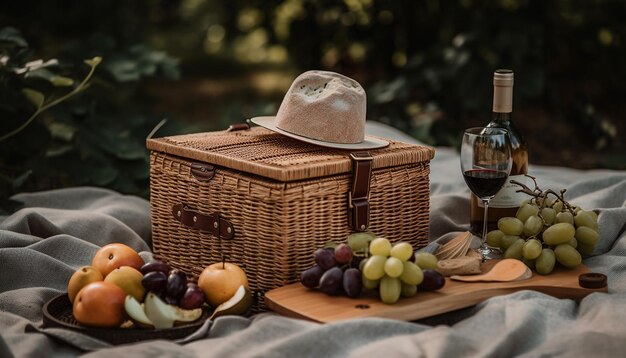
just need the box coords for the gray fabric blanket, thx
[1,123,625,357]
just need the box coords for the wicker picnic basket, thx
[147,125,435,310]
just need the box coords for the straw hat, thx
[250,70,389,149]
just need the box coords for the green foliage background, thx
[1,0,624,210]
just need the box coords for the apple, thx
[104,266,146,302]
[73,281,126,328]
[92,243,144,277]
[198,262,248,307]
[67,266,103,304]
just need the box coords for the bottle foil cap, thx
[493,69,514,87]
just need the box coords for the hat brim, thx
[249,116,389,150]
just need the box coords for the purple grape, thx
[314,248,337,270]
[165,295,179,306]
[166,269,187,299]
[334,243,353,265]
[319,267,343,295]
[179,283,206,309]
[142,271,167,293]
[140,260,171,275]
[342,268,362,298]
[418,269,446,291]
[350,255,364,269]
[301,265,324,289]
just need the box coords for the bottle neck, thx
[492,111,512,124]
[492,84,513,114]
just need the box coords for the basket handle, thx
[172,203,235,239]
[348,152,373,232]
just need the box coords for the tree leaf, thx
[21,88,44,108]
[84,56,102,67]
[0,27,28,48]
[51,76,74,87]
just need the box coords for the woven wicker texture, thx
[148,127,434,310]
[147,127,434,181]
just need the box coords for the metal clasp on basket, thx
[348,152,373,232]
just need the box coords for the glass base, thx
[479,244,502,261]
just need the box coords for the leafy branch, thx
[0,56,102,142]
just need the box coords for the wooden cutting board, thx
[264,261,607,323]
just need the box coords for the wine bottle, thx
[470,69,529,233]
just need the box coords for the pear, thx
[144,292,202,329]
[210,285,252,319]
[124,295,154,328]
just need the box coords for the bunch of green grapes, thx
[487,189,599,274]
[357,238,442,304]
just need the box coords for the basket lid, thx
[146,127,435,182]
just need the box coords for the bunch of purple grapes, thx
[140,260,205,309]
[300,243,363,298]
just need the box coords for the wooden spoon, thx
[450,259,532,282]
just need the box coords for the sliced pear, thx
[210,285,252,319]
[144,292,203,329]
[124,295,154,328]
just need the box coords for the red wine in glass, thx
[462,169,508,199]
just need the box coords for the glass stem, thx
[481,199,490,245]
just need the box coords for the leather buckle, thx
[348,151,373,232]
[172,203,235,239]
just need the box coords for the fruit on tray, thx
[300,234,445,304]
[67,266,103,304]
[418,270,446,291]
[210,285,253,319]
[362,237,428,304]
[301,240,364,298]
[92,243,145,277]
[486,176,600,274]
[104,266,146,302]
[198,262,249,307]
[143,292,203,329]
[73,281,127,328]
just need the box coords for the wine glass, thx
[461,127,513,260]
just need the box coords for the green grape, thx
[498,217,524,236]
[370,238,392,256]
[536,248,556,275]
[362,275,380,290]
[522,257,535,269]
[554,244,582,269]
[486,230,504,248]
[555,211,574,225]
[543,222,576,245]
[552,200,564,213]
[567,237,578,248]
[575,226,599,246]
[540,207,556,225]
[522,239,542,260]
[359,258,367,271]
[363,255,387,280]
[577,242,595,256]
[390,242,413,262]
[523,215,544,237]
[516,203,540,223]
[504,238,525,260]
[384,257,404,278]
[414,252,438,270]
[401,282,418,298]
[586,210,598,221]
[348,232,376,253]
[379,276,402,304]
[400,261,424,286]
[501,235,521,250]
[572,206,583,214]
[574,211,599,231]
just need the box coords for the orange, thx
[73,281,126,328]
[92,243,144,277]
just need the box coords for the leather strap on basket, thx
[348,151,373,232]
[172,203,235,239]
